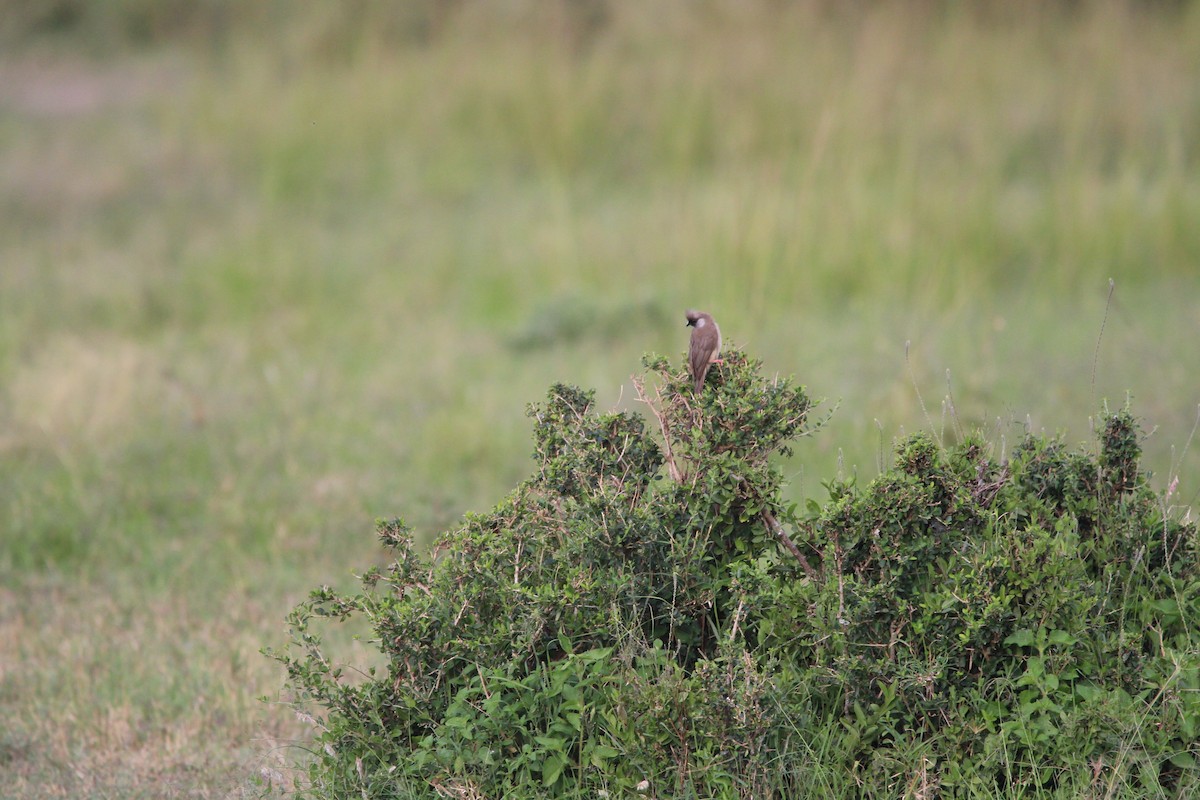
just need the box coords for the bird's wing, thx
[690,326,718,383]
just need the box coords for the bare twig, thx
[633,373,683,483]
[728,597,747,643]
[906,340,941,448]
[1091,278,1115,401]
[971,463,1009,507]
[513,538,523,585]
[452,599,469,627]
[762,510,816,581]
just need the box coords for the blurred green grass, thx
[1,1,1199,795]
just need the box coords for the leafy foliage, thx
[794,413,1200,796]
[271,353,1199,799]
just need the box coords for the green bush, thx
[798,415,1199,797]
[271,351,1199,799]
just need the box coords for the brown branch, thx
[762,510,817,581]
[728,597,747,643]
[633,373,683,484]
[971,463,1009,507]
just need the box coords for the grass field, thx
[2,2,1199,796]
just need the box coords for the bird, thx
[685,310,722,392]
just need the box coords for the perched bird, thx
[685,310,722,392]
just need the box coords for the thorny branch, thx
[633,373,683,483]
[763,510,817,581]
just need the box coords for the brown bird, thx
[685,310,722,392]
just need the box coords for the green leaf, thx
[1047,629,1077,646]
[591,744,620,761]
[542,754,564,787]
[1150,598,1181,622]
[1169,751,1196,770]
[578,647,613,662]
[535,736,566,752]
[1005,629,1035,647]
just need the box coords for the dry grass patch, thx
[0,580,305,798]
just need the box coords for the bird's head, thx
[685,310,708,328]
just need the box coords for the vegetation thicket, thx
[276,352,1199,799]
[3,2,1199,797]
